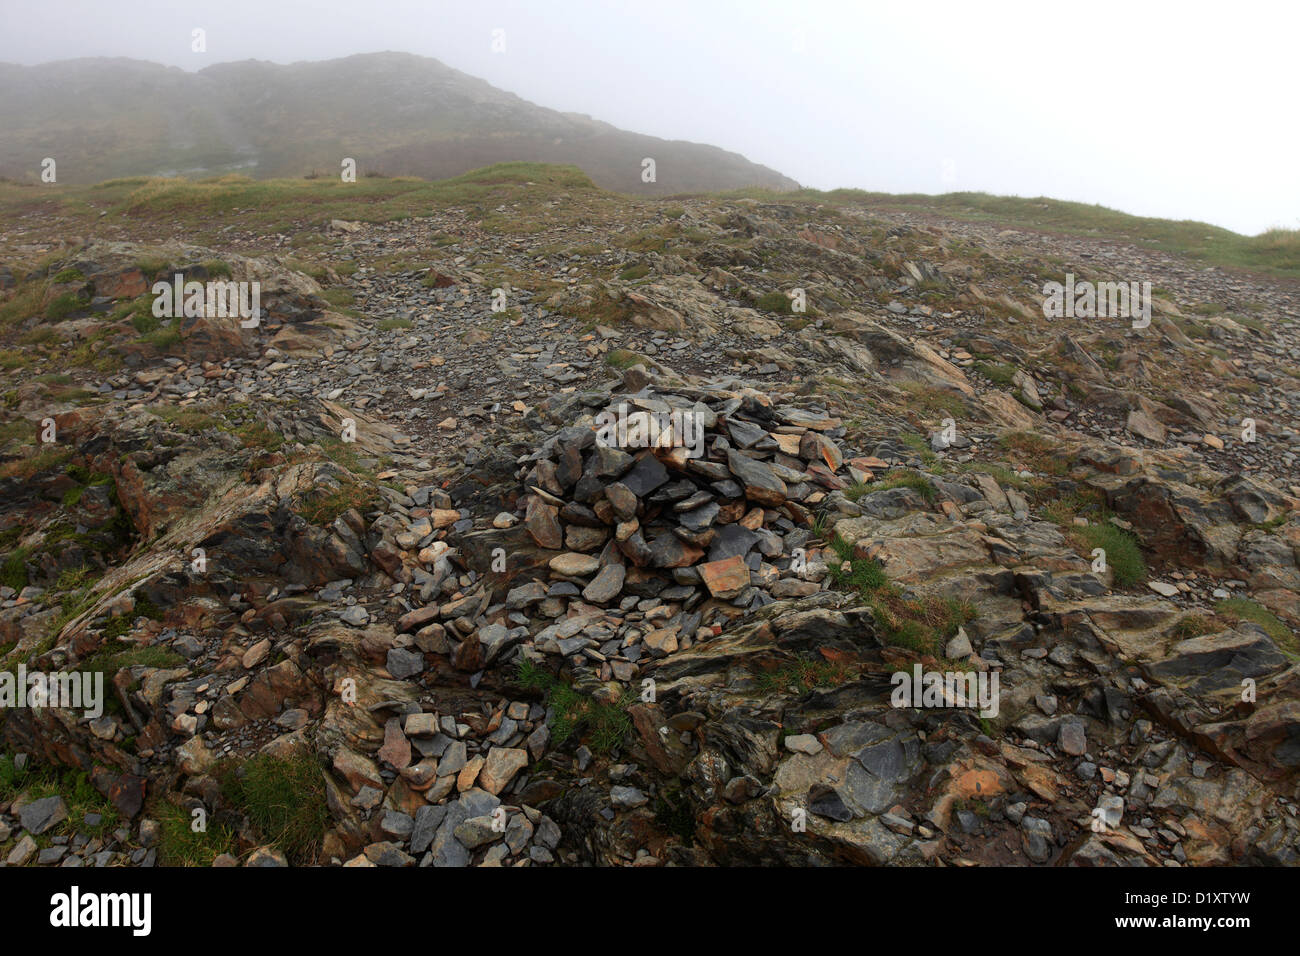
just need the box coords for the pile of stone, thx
[339,699,565,867]
[495,384,888,679]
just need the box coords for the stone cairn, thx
[481,383,890,681]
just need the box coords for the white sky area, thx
[2,0,1295,235]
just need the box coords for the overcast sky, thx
[2,0,1295,235]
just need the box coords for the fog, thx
[2,0,1294,235]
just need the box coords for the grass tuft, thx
[515,658,632,755]
[216,749,328,865]
[1074,522,1147,587]
[156,800,236,866]
[847,469,938,504]
[824,534,974,657]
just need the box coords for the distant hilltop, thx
[0,51,800,194]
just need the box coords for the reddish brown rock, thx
[478,747,529,795]
[800,431,843,471]
[370,541,406,579]
[238,660,318,720]
[333,749,383,792]
[377,717,411,770]
[451,631,483,672]
[397,605,440,633]
[90,768,146,819]
[95,267,148,299]
[698,554,751,598]
[525,497,564,550]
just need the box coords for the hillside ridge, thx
[0,53,799,195]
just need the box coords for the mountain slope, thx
[0,52,798,194]
[1,164,1299,869]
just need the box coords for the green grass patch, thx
[216,749,328,865]
[296,476,377,525]
[1040,487,1108,526]
[1248,514,1289,533]
[1074,522,1147,587]
[65,334,123,374]
[712,186,1300,279]
[753,290,794,314]
[974,361,1017,386]
[141,326,181,350]
[53,565,96,593]
[865,587,976,657]
[231,417,284,452]
[998,430,1067,475]
[898,432,938,465]
[0,349,31,370]
[955,461,1041,493]
[897,382,968,420]
[0,446,73,481]
[149,404,224,433]
[0,756,121,843]
[515,658,632,755]
[80,639,183,675]
[49,576,102,635]
[823,534,973,657]
[1170,613,1220,640]
[321,287,355,308]
[562,289,635,327]
[30,164,597,240]
[0,420,33,446]
[1215,598,1297,655]
[45,291,89,321]
[755,658,855,695]
[0,279,52,327]
[131,311,161,334]
[605,348,650,369]
[826,535,889,592]
[134,257,170,280]
[847,469,938,504]
[617,263,651,281]
[0,546,31,591]
[155,800,236,866]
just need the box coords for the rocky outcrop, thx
[1,181,1298,870]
